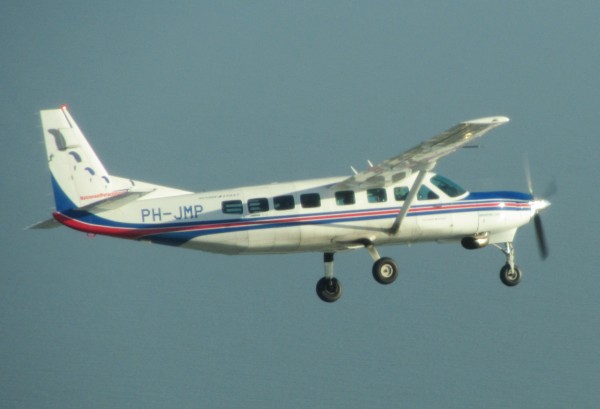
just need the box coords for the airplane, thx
[32,105,551,302]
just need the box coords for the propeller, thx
[524,158,554,260]
[533,213,548,260]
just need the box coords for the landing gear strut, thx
[315,245,399,302]
[494,242,523,286]
[316,253,342,302]
[366,244,398,285]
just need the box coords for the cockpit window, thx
[417,185,439,200]
[430,175,466,197]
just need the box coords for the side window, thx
[222,200,243,214]
[274,195,295,211]
[248,198,269,213]
[417,185,439,200]
[300,193,321,208]
[367,188,387,203]
[394,186,409,201]
[335,191,355,206]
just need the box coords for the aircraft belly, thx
[184,230,249,255]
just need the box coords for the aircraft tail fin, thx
[40,106,193,214]
[40,106,125,212]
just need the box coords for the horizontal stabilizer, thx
[77,189,155,212]
[27,218,60,229]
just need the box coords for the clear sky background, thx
[2,1,599,408]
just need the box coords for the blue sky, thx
[2,2,600,408]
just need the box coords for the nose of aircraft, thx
[532,198,551,213]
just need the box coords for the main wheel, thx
[499,264,522,287]
[372,257,398,285]
[316,277,342,302]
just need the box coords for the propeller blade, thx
[534,214,549,260]
[524,156,533,195]
[543,178,558,199]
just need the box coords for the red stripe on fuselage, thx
[53,200,531,240]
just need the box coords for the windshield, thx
[430,175,466,197]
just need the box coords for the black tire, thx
[316,277,342,303]
[500,264,522,286]
[372,257,398,285]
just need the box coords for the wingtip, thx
[464,116,510,125]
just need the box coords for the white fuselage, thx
[54,172,535,255]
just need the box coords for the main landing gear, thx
[316,253,342,303]
[494,242,522,286]
[316,245,399,303]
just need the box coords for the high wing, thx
[334,116,509,190]
[333,116,509,235]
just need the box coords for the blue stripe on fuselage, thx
[465,191,533,201]
[60,190,533,245]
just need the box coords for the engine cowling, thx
[461,235,489,250]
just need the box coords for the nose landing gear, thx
[494,242,523,286]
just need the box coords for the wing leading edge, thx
[334,116,509,190]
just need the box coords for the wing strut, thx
[389,168,430,235]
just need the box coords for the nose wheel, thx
[500,263,522,286]
[494,242,523,287]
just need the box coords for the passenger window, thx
[274,195,295,210]
[222,200,243,214]
[335,191,355,205]
[394,187,409,201]
[417,185,439,200]
[300,193,321,208]
[367,188,387,203]
[248,198,269,213]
